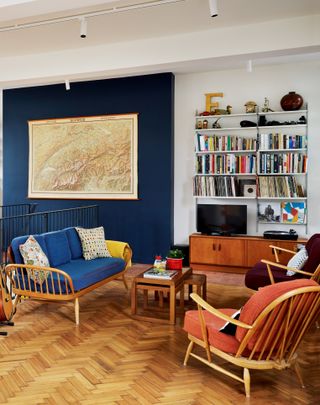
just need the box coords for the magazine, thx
[143,268,177,280]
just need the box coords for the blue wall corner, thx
[3,73,174,263]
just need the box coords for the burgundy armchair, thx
[245,234,320,290]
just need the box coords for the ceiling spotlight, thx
[209,0,218,17]
[80,17,87,38]
[65,79,70,90]
[246,60,253,73]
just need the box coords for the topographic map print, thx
[28,114,138,199]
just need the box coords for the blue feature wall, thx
[3,73,174,263]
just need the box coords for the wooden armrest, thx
[261,259,314,277]
[190,293,252,329]
[5,263,75,295]
[268,245,297,255]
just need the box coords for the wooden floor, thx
[0,265,319,405]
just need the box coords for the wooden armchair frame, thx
[184,287,320,397]
[261,245,320,284]
[5,242,132,325]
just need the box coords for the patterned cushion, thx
[286,247,308,276]
[19,235,50,284]
[75,227,111,260]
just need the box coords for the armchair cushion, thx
[184,308,244,354]
[245,261,300,290]
[236,278,318,349]
[303,237,320,274]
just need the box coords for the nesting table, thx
[131,267,207,324]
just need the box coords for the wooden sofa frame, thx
[4,242,132,325]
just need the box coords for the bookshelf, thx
[193,107,308,230]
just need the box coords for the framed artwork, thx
[258,202,281,223]
[28,113,138,199]
[281,201,306,224]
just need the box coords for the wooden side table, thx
[183,274,207,303]
[131,267,192,325]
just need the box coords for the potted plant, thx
[166,249,184,270]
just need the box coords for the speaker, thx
[171,244,189,267]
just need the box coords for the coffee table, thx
[131,267,192,325]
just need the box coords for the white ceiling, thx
[0,0,320,58]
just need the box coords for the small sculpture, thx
[212,118,221,129]
[261,97,274,112]
[226,105,232,114]
[244,101,257,113]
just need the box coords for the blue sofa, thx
[5,227,132,324]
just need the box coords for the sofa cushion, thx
[11,234,49,264]
[19,235,50,284]
[64,227,83,259]
[15,257,126,294]
[286,247,308,276]
[57,257,125,291]
[76,226,111,260]
[44,230,72,267]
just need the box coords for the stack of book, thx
[143,268,177,279]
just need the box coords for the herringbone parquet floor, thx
[0,265,319,405]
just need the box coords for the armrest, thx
[261,259,314,284]
[268,245,297,255]
[5,263,75,296]
[268,244,296,263]
[190,293,252,329]
[106,240,132,269]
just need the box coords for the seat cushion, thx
[244,261,300,290]
[44,230,72,267]
[58,257,125,291]
[236,278,318,349]
[11,234,49,264]
[184,308,245,355]
[16,257,126,294]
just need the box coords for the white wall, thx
[174,61,320,244]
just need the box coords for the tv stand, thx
[189,233,307,273]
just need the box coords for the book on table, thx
[143,268,177,279]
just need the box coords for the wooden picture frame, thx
[28,113,138,199]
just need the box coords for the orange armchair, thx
[183,279,320,398]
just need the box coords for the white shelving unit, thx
[193,106,308,232]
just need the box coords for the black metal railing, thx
[0,205,98,264]
[0,203,38,218]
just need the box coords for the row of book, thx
[259,133,307,150]
[258,176,305,198]
[196,134,256,152]
[193,175,305,198]
[196,154,257,174]
[193,175,243,197]
[259,153,307,174]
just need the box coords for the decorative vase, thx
[166,257,183,270]
[280,91,303,111]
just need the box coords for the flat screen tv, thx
[197,204,247,236]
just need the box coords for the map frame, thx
[28,113,138,199]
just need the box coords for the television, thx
[197,204,247,236]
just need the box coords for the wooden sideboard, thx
[189,233,307,273]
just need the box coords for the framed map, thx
[28,113,138,199]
